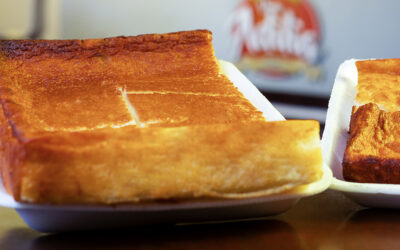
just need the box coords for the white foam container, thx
[322,59,400,208]
[0,60,332,232]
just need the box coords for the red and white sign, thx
[229,0,322,78]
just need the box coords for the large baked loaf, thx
[0,30,323,204]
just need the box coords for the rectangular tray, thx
[322,59,400,208]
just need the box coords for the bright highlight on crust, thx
[118,87,146,128]
[42,120,137,132]
[125,90,236,97]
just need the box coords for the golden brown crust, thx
[0,30,322,204]
[0,31,228,137]
[0,30,213,59]
[343,103,400,183]
[126,92,264,127]
[16,120,322,204]
[0,30,264,140]
[0,104,23,199]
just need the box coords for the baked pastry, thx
[0,30,323,204]
[343,59,400,183]
[343,103,400,183]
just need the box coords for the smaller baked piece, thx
[343,103,400,183]
[342,59,400,183]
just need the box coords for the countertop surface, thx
[1,190,399,250]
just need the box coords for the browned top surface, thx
[356,59,400,111]
[0,30,216,60]
[343,103,400,183]
[346,103,400,159]
[0,30,264,141]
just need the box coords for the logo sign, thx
[228,0,322,79]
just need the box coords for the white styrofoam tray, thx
[0,60,331,232]
[322,59,400,208]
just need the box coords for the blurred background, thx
[1,0,400,130]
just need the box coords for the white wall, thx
[0,0,35,38]
[60,0,241,59]
[0,0,60,39]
